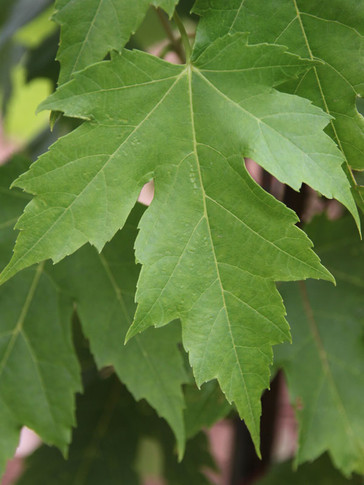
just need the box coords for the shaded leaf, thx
[162,433,215,485]
[184,381,232,439]
[257,454,362,485]
[17,376,214,485]
[276,216,364,475]
[0,157,81,476]
[51,204,188,456]
[54,0,179,85]
[17,377,141,485]
[25,30,60,86]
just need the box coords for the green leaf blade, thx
[0,158,81,474]
[193,0,364,190]
[129,137,328,452]
[0,35,351,454]
[276,216,364,476]
[55,0,179,85]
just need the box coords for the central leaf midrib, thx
[187,65,259,440]
[190,70,330,280]
[65,0,105,79]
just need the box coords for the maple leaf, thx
[55,0,178,85]
[51,205,188,456]
[193,0,364,206]
[0,157,81,475]
[0,30,354,451]
[276,216,364,476]
[0,156,187,458]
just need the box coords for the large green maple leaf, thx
[55,0,178,85]
[276,216,364,476]
[0,32,354,450]
[194,0,364,206]
[0,157,81,476]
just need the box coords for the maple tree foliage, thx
[0,0,363,483]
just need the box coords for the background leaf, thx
[51,204,188,456]
[276,216,364,475]
[0,0,52,49]
[17,376,215,485]
[257,454,362,485]
[54,0,179,85]
[184,381,232,439]
[0,157,81,475]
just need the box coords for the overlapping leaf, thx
[276,216,364,476]
[0,157,81,476]
[50,205,188,456]
[55,0,178,85]
[17,376,214,485]
[0,158,187,464]
[0,31,354,451]
[193,0,364,198]
[184,381,232,439]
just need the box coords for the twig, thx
[155,8,186,63]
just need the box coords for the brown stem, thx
[155,8,186,63]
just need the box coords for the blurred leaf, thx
[276,216,364,475]
[184,381,232,439]
[258,454,362,485]
[0,157,81,476]
[25,30,59,86]
[51,204,188,456]
[0,40,24,114]
[0,0,52,49]
[4,66,52,141]
[17,376,215,485]
[14,5,55,48]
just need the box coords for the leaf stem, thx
[173,11,191,64]
[155,8,185,63]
